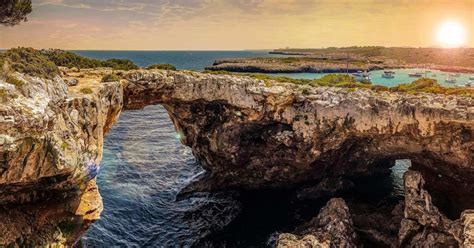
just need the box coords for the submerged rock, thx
[272,198,358,248]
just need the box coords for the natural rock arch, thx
[122,70,474,193]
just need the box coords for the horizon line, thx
[1,46,473,51]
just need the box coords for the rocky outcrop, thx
[1,68,473,246]
[0,72,122,246]
[123,70,473,193]
[399,171,474,247]
[205,57,386,73]
[272,198,358,248]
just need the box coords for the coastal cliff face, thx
[124,70,473,192]
[1,68,473,246]
[0,72,122,246]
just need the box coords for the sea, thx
[76,51,456,247]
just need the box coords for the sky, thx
[0,0,473,50]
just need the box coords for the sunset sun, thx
[436,21,467,48]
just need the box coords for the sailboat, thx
[445,74,456,83]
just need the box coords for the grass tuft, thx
[101,73,121,83]
[79,87,93,94]
[147,64,177,70]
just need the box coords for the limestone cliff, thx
[123,70,473,192]
[0,72,122,246]
[1,68,473,246]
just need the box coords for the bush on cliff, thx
[314,74,358,86]
[42,49,103,69]
[101,73,121,83]
[102,58,139,70]
[0,47,59,79]
[147,64,177,70]
[79,87,93,94]
[42,49,139,70]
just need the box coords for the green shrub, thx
[4,73,24,87]
[42,49,102,69]
[314,74,357,86]
[0,88,6,102]
[102,58,138,70]
[42,49,139,70]
[1,47,59,79]
[101,73,121,83]
[147,64,177,70]
[79,87,93,94]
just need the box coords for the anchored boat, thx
[408,72,423,78]
[382,70,395,78]
[445,75,457,83]
[352,70,370,82]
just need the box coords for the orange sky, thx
[1,0,473,50]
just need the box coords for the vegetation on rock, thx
[79,87,93,94]
[3,73,24,87]
[390,78,473,96]
[204,70,473,97]
[0,47,59,79]
[146,64,177,70]
[42,49,139,70]
[0,0,32,26]
[101,73,121,83]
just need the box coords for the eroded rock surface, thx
[1,68,473,246]
[399,170,473,247]
[123,70,473,193]
[272,198,358,248]
[0,72,122,246]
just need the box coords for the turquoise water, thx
[268,69,474,88]
[73,50,473,88]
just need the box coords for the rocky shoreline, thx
[206,52,474,74]
[1,68,473,246]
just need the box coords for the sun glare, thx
[436,21,467,48]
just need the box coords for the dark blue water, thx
[73,50,283,71]
[80,51,411,247]
[80,51,282,247]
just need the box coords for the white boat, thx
[408,72,423,78]
[382,71,394,78]
[466,81,472,87]
[352,71,370,82]
[469,76,474,80]
[445,77,457,83]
